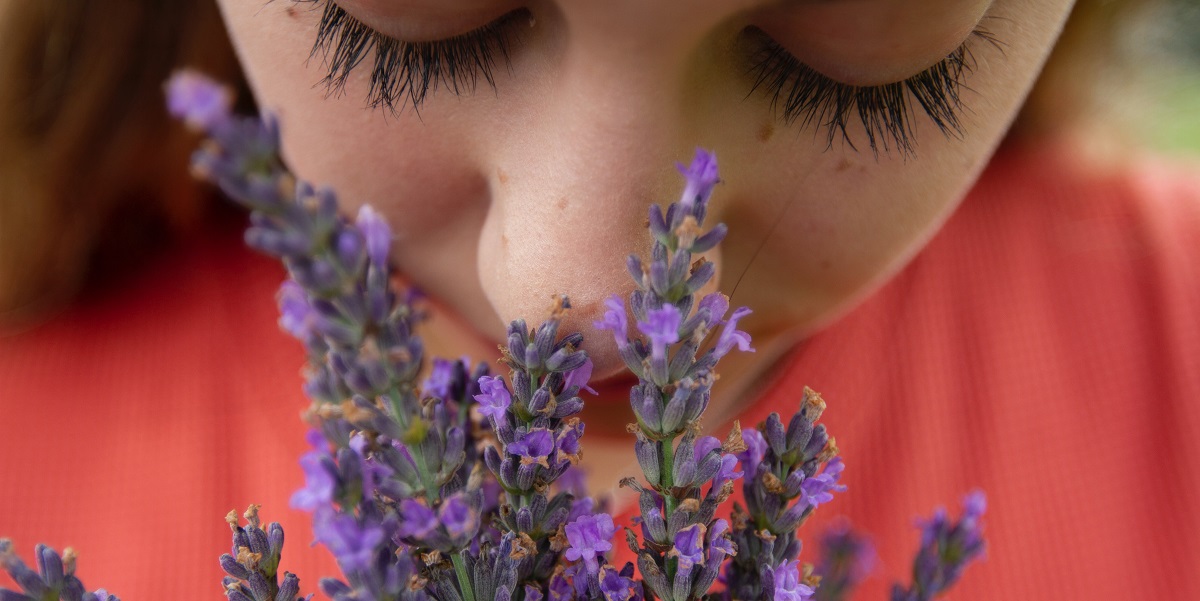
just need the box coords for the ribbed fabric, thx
[1,146,1197,599]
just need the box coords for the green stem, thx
[453,553,476,601]
[387,387,411,430]
[661,437,677,517]
[388,388,439,503]
[411,446,439,504]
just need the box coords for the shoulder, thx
[937,143,1200,306]
[963,142,1200,260]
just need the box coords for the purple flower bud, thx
[564,513,617,575]
[474,375,512,422]
[557,420,585,463]
[277,281,318,341]
[312,508,384,573]
[165,70,232,131]
[800,457,846,511]
[963,490,987,521]
[637,303,681,362]
[599,566,639,601]
[397,499,438,539]
[423,358,457,400]
[670,523,706,571]
[715,306,754,359]
[594,295,630,349]
[335,228,363,269]
[564,358,598,395]
[525,585,545,601]
[290,430,336,511]
[772,559,815,601]
[815,522,876,598]
[713,453,743,488]
[549,570,575,601]
[740,432,766,471]
[697,292,729,329]
[439,494,478,540]
[676,148,720,212]
[648,205,669,239]
[694,436,721,460]
[510,428,556,468]
[707,519,735,561]
[690,223,728,254]
[349,433,393,499]
[355,205,392,267]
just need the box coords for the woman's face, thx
[217,0,1074,379]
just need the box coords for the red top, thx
[2,145,1198,600]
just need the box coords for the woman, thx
[1,1,1197,599]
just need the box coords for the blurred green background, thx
[1137,0,1200,154]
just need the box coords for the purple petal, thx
[165,70,233,131]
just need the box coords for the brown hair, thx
[0,0,1145,327]
[0,1,243,327]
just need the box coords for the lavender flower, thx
[593,295,630,349]
[564,514,616,575]
[278,281,321,342]
[474,375,513,421]
[714,307,754,360]
[676,148,720,211]
[477,296,596,590]
[165,69,233,131]
[563,358,598,396]
[638,304,682,360]
[439,494,479,540]
[726,388,843,600]
[355,205,392,267]
[1,539,118,601]
[799,457,846,511]
[770,560,815,601]
[890,491,988,601]
[594,149,755,601]
[290,430,337,511]
[165,69,479,599]
[397,499,439,539]
[813,523,875,601]
[312,508,386,574]
[159,79,998,601]
[219,506,310,601]
[670,524,705,571]
[598,566,641,601]
[510,428,556,468]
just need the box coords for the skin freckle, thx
[556,196,568,210]
[497,169,509,185]
[836,159,853,172]
[757,122,774,142]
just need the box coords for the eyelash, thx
[299,0,523,114]
[744,27,1002,155]
[299,1,999,154]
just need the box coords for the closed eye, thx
[297,0,528,114]
[742,26,1003,156]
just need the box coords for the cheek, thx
[217,0,488,241]
[218,0,512,340]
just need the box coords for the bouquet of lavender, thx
[0,72,987,601]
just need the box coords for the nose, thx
[474,33,722,381]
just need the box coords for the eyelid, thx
[323,0,524,42]
[751,0,993,86]
[742,25,1003,155]
[303,0,526,111]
